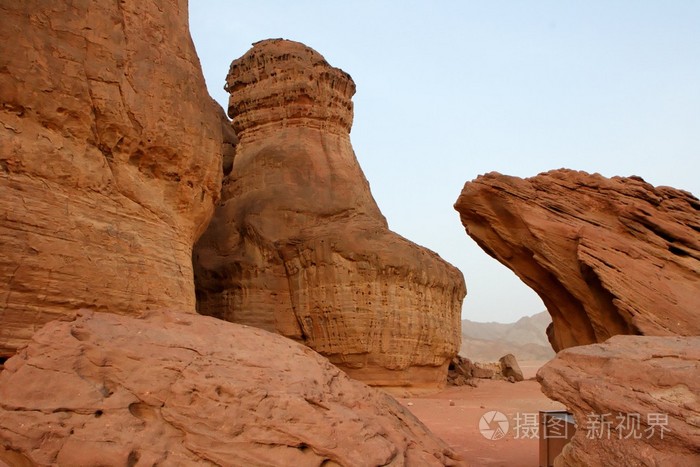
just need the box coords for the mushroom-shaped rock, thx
[194,39,466,393]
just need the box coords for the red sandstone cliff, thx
[0,0,224,356]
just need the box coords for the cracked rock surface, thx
[455,169,700,351]
[0,0,224,356]
[537,335,700,466]
[0,310,461,466]
[194,39,466,393]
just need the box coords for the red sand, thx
[399,369,565,466]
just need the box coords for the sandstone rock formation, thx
[538,335,700,466]
[194,39,466,392]
[0,310,462,466]
[455,170,700,351]
[0,0,224,357]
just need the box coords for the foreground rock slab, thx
[0,0,223,356]
[538,335,700,466]
[0,310,461,466]
[194,39,465,392]
[455,170,700,350]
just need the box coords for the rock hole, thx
[297,443,310,453]
[127,450,140,467]
[668,244,690,257]
[94,410,103,418]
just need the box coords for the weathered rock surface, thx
[0,0,223,356]
[0,310,462,466]
[455,170,700,351]
[538,335,700,466]
[194,39,465,392]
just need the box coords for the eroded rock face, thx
[0,0,223,356]
[537,336,700,466]
[194,39,465,392]
[0,310,462,466]
[455,170,700,351]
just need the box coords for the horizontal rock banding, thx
[194,39,466,393]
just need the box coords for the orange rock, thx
[0,1,224,356]
[194,39,466,393]
[455,170,700,351]
[0,310,462,466]
[538,335,700,466]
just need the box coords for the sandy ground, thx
[398,362,565,466]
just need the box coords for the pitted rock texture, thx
[0,0,223,356]
[0,310,462,466]
[538,336,700,466]
[194,39,465,393]
[455,170,700,351]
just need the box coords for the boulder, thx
[194,39,465,393]
[0,0,224,357]
[455,170,700,351]
[538,335,700,466]
[498,354,524,382]
[0,310,462,466]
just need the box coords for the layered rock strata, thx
[194,39,466,392]
[0,0,223,356]
[538,336,700,466]
[0,310,462,466]
[455,170,700,351]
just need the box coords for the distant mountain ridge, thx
[459,311,555,362]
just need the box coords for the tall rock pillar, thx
[194,39,465,393]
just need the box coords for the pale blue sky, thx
[189,1,700,323]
